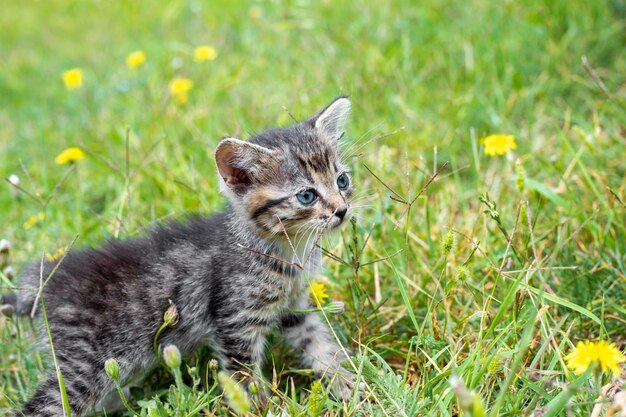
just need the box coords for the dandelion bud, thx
[104,358,120,381]
[163,302,179,327]
[218,371,251,415]
[3,266,15,280]
[325,301,345,315]
[450,375,486,417]
[163,345,181,369]
[450,375,471,408]
[0,239,10,255]
[248,380,259,395]
[441,230,455,257]
[1,304,14,318]
[209,359,219,370]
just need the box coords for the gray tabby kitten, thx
[1,96,355,417]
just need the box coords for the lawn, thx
[1,0,625,415]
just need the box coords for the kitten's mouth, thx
[327,214,350,230]
[330,218,344,229]
[292,212,351,235]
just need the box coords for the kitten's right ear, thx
[215,138,275,193]
[313,96,352,142]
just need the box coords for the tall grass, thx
[1,0,625,415]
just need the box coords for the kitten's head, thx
[215,96,354,238]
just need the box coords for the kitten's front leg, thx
[280,304,354,400]
[215,319,272,402]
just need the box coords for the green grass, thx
[1,0,625,415]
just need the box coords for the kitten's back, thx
[9,213,231,318]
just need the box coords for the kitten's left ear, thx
[313,96,351,141]
[214,138,276,194]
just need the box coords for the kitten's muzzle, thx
[335,207,348,220]
[328,206,350,229]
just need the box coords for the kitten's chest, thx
[258,269,306,308]
[247,265,313,316]
[277,252,322,302]
[237,244,322,313]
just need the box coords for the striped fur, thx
[3,97,355,416]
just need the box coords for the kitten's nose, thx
[335,207,348,220]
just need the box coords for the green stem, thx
[495,223,523,264]
[153,321,168,357]
[288,308,322,314]
[542,367,594,417]
[41,296,72,417]
[289,305,340,315]
[173,367,184,416]
[114,379,137,416]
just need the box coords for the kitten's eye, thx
[296,189,317,205]
[337,173,350,190]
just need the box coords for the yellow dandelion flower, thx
[45,246,67,262]
[565,340,625,376]
[55,147,85,164]
[169,77,193,105]
[169,77,193,95]
[480,134,517,156]
[194,45,218,62]
[23,212,45,230]
[62,68,83,90]
[23,217,37,230]
[126,50,146,69]
[309,281,329,304]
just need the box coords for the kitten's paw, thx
[327,368,364,402]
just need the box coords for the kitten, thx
[2,96,355,416]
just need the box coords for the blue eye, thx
[296,189,317,205]
[337,173,350,190]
